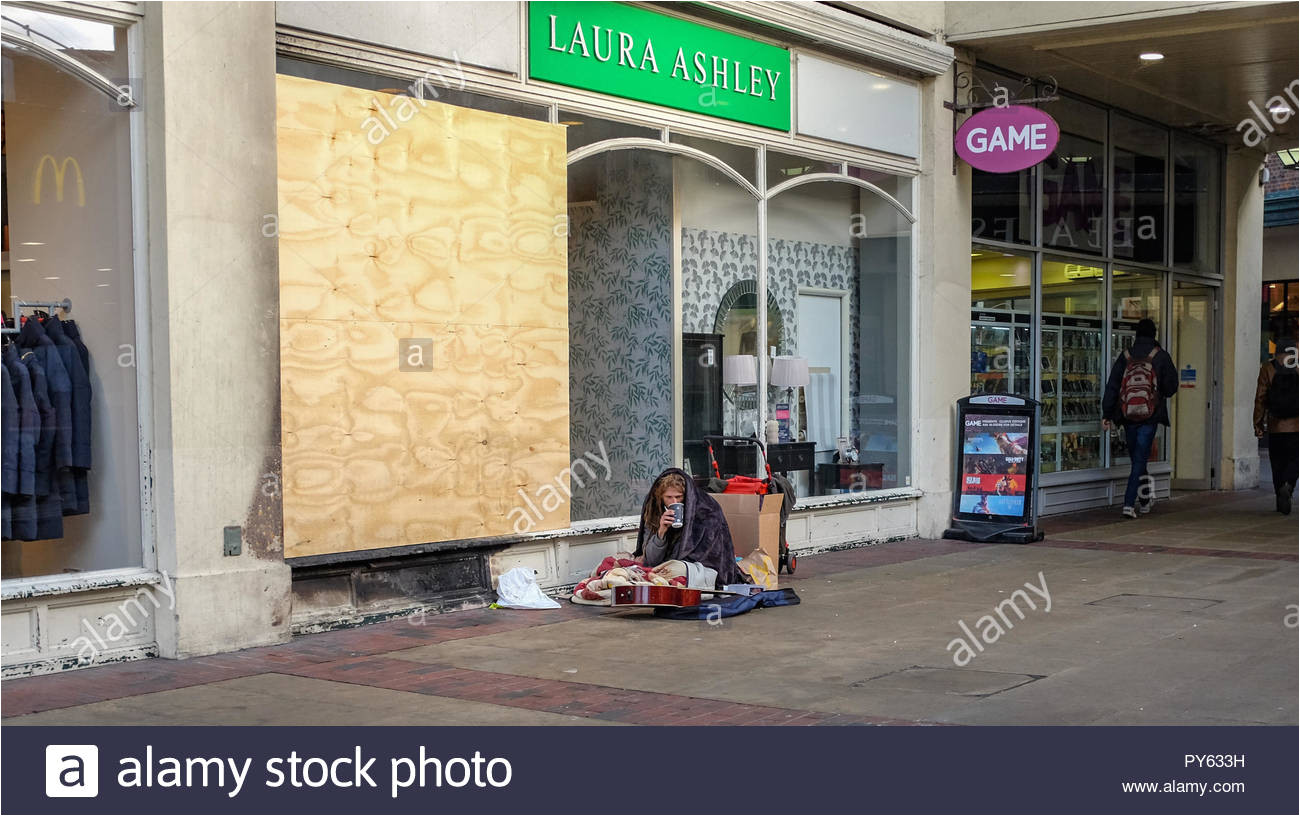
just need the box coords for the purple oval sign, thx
[955,105,1060,173]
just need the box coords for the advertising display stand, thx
[943,395,1044,543]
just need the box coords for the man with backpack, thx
[1253,336,1297,515]
[1101,318,1179,518]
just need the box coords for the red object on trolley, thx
[703,435,772,494]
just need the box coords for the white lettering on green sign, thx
[530,2,791,131]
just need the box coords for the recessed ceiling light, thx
[96,268,113,272]
[16,258,34,263]
[19,242,44,246]
[43,276,60,281]
[871,82,890,91]
[999,273,1016,277]
[97,283,111,288]
[1139,52,1164,61]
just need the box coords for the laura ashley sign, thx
[528,1,791,130]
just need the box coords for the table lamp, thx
[770,356,810,442]
[723,354,758,436]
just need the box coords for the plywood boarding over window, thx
[275,74,569,559]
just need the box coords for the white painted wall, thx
[275,0,520,75]
[144,1,292,658]
[1220,150,1267,490]
[913,57,972,537]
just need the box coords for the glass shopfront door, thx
[1170,280,1217,489]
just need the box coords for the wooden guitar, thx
[611,584,703,608]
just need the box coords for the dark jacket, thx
[63,320,91,382]
[1254,358,1298,435]
[18,319,73,470]
[2,362,17,495]
[20,349,64,539]
[45,316,91,469]
[1101,337,1178,426]
[3,345,39,497]
[3,345,40,540]
[20,350,57,497]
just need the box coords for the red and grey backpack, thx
[1119,349,1159,422]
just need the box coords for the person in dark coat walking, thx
[1254,337,1298,515]
[1101,318,1178,518]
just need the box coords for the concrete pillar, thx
[914,55,973,537]
[1219,148,1267,490]
[142,1,291,657]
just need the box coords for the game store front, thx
[966,68,1224,512]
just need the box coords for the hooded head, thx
[1275,337,1296,363]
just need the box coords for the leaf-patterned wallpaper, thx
[681,228,862,441]
[568,152,673,521]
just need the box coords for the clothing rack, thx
[2,298,73,334]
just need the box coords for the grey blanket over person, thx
[633,468,750,588]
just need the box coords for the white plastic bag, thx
[495,566,560,609]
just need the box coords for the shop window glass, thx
[1039,259,1104,473]
[849,164,913,214]
[973,166,1034,245]
[968,68,1032,244]
[277,56,550,121]
[1172,136,1221,273]
[1112,116,1167,264]
[677,156,761,478]
[1110,270,1166,464]
[2,8,124,78]
[567,150,675,521]
[768,180,912,497]
[767,150,838,191]
[1041,96,1106,255]
[2,14,140,576]
[1262,281,1299,362]
[561,111,659,152]
[970,248,1033,399]
[670,132,757,185]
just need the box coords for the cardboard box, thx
[712,491,784,568]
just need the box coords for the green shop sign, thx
[528,1,791,131]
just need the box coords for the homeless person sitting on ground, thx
[571,469,750,605]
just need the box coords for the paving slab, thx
[3,486,1294,727]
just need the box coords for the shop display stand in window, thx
[970,310,1032,399]
[1038,314,1103,474]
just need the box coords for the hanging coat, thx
[18,318,74,521]
[2,345,38,497]
[61,320,92,515]
[45,317,91,469]
[44,317,91,516]
[2,361,17,494]
[63,320,91,383]
[3,344,40,540]
[21,348,64,540]
[2,363,15,541]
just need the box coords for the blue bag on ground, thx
[653,587,800,620]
